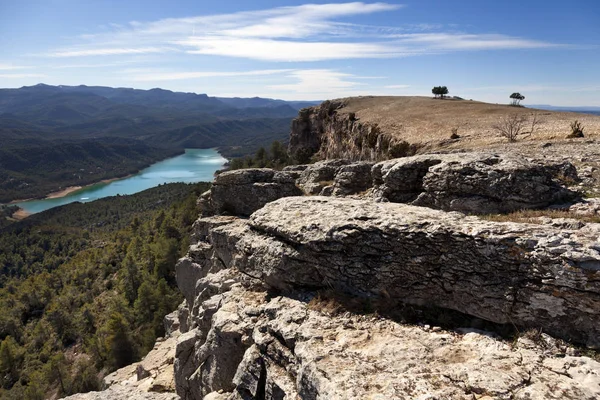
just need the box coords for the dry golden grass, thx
[335,96,600,151]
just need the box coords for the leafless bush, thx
[568,120,584,138]
[493,113,540,142]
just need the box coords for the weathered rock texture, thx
[201,153,578,217]
[62,385,179,400]
[182,197,600,348]
[372,152,579,214]
[199,169,302,216]
[171,198,600,398]
[102,333,179,394]
[289,100,418,162]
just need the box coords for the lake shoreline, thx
[4,149,188,205]
[10,148,226,217]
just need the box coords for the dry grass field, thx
[337,96,600,151]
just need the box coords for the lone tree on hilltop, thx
[432,86,449,99]
[510,92,525,106]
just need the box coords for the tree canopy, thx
[432,86,449,99]
[510,92,525,106]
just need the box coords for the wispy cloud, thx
[40,2,561,62]
[129,69,293,81]
[0,73,46,79]
[265,69,381,99]
[385,84,411,89]
[0,63,33,70]
[48,47,169,57]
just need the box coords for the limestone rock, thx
[288,100,414,162]
[330,161,375,196]
[173,268,600,400]
[103,334,179,394]
[199,168,302,216]
[194,197,600,347]
[62,385,179,400]
[373,152,579,214]
[296,159,351,195]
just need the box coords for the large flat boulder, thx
[192,196,600,347]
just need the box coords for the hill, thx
[289,96,600,162]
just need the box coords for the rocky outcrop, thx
[289,100,418,162]
[199,169,302,217]
[203,153,578,216]
[181,197,600,348]
[63,386,179,400]
[166,147,597,399]
[102,333,179,395]
[373,152,579,214]
[171,199,600,398]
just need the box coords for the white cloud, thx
[391,33,558,50]
[129,69,293,81]
[0,73,46,78]
[38,2,560,62]
[0,63,33,70]
[178,37,402,61]
[48,47,169,57]
[385,84,411,89]
[266,69,378,99]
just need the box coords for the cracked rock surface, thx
[174,269,600,400]
[172,195,600,399]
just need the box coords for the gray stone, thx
[195,197,600,347]
[331,161,375,196]
[199,168,302,217]
[373,152,579,214]
[172,268,600,400]
[62,386,180,400]
[296,159,351,195]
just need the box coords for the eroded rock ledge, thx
[288,99,418,162]
[203,152,578,217]
[171,195,600,399]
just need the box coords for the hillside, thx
[0,84,318,202]
[289,96,600,163]
[342,96,600,146]
[0,138,180,203]
[0,182,209,399]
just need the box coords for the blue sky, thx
[0,0,598,105]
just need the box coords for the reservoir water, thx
[15,148,227,214]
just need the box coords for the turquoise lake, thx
[14,148,227,214]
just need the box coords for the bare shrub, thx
[567,120,584,138]
[493,113,540,142]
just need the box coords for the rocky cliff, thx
[287,96,600,162]
[165,151,600,399]
[288,100,419,162]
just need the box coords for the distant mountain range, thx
[528,104,600,115]
[0,84,320,202]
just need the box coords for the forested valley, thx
[0,182,209,399]
[0,84,314,202]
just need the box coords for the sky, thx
[0,0,599,106]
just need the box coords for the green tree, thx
[0,336,23,388]
[432,86,449,99]
[270,141,289,167]
[45,353,70,395]
[104,312,136,369]
[510,92,525,106]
